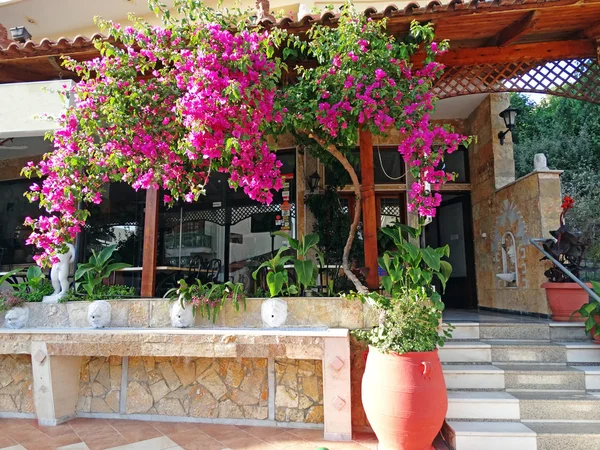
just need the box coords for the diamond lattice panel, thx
[435,59,600,104]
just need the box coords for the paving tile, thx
[286,429,324,441]
[104,421,164,444]
[194,425,245,441]
[131,436,178,450]
[68,419,112,434]
[167,429,223,450]
[0,433,17,449]
[236,427,290,440]
[84,434,130,450]
[216,434,276,450]
[31,423,78,439]
[0,445,27,450]
[57,443,91,450]
[150,422,201,435]
[2,425,47,444]
[0,420,36,431]
[261,431,311,448]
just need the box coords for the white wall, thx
[0,80,74,138]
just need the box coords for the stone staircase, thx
[439,321,600,450]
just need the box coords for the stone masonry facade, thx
[275,359,323,424]
[126,357,269,420]
[0,354,34,415]
[77,356,122,414]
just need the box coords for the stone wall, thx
[126,357,269,420]
[0,354,34,415]
[467,94,562,315]
[0,297,375,330]
[275,359,323,424]
[77,356,122,414]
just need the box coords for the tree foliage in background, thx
[510,93,600,261]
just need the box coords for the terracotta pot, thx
[542,282,592,322]
[362,347,447,450]
[590,325,600,344]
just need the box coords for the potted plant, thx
[573,281,600,343]
[541,196,590,321]
[351,222,452,450]
[166,279,246,325]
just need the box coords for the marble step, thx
[447,391,519,420]
[513,391,600,420]
[439,342,492,363]
[443,364,505,390]
[495,363,586,390]
[487,341,567,363]
[443,322,587,342]
[563,342,600,363]
[572,365,600,390]
[448,421,536,450]
[526,422,600,450]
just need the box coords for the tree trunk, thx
[302,130,368,294]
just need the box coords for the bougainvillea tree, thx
[23,1,286,266]
[275,6,470,291]
[23,0,468,295]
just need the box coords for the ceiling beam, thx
[583,21,600,39]
[486,11,541,47]
[412,39,597,68]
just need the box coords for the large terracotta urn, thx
[362,347,447,450]
[542,282,591,322]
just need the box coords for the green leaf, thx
[294,259,315,289]
[266,271,285,297]
[27,265,43,281]
[439,260,452,280]
[402,241,420,261]
[421,247,441,271]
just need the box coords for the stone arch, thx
[434,58,600,105]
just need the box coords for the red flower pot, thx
[361,347,447,450]
[542,282,591,322]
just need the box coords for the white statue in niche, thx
[534,153,549,171]
[88,300,112,328]
[261,298,288,328]
[171,301,195,328]
[496,232,518,285]
[42,243,75,304]
[4,306,29,329]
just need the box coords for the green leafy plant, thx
[251,247,297,297]
[60,284,137,302]
[165,279,246,323]
[573,281,600,338]
[273,232,324,295]
[350,222,453,354]
[75,244,131,297]
[11,266,54,302]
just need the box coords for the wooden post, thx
[141,187,159,297]
[359,129,379,290]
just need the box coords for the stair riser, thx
[550,326,587,341]
[504,372,585,390]
[479,324,550,341]
[447,400,519,420]
[520,400,600,420]
[537,435,600,450]
[567,348,600,364]
[454,435,536,450]
[444,372,505,390]
[440,347,491,363]
[491,347,566,363]
[444,325,480,340]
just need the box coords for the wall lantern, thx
[10,27,32,43]
[498,107,519,145]
[307,171,321,193]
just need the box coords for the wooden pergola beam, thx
[583,21,600,39]
[412,39,597,67]
[486,11,541,47]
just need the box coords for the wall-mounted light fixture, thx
[10,26,32,43]
[307,171,321,193]
[498,107,519,145]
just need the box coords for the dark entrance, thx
[424,193,477,309]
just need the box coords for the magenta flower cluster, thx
[22,17,283,266]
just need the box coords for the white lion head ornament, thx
[4,306,29,329]
[170,301,195,328]
[88,301,112,328]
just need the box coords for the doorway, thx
[424,193,477,309]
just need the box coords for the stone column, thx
[31,342,81,426]
[322,334,352,441]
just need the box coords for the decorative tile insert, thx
[275,359,324,423]
[77,356,122,413]
[126,357,268,419]
[0,354,34,414]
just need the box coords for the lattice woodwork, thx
[165,204,296,227]
[435,58,600,104]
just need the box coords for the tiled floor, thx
[0,418,378,450]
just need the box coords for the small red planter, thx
[362,347,447,450]
[542,282,591,322]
